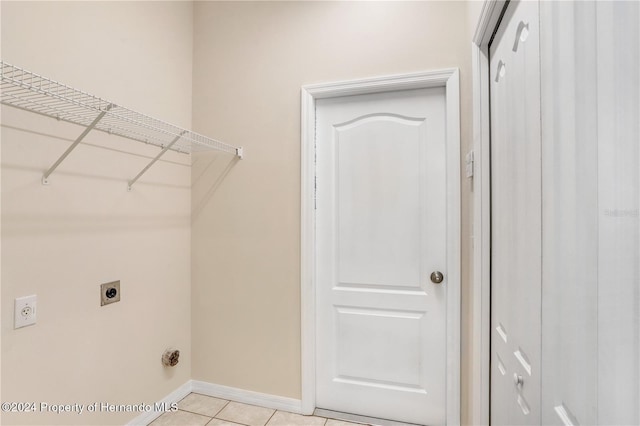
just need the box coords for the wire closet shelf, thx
[0,61,242,189]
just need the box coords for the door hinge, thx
[466,150,474,179]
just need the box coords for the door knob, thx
[513,373,524,388]
[430,271,444,284]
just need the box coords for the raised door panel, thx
[336,115,425,290]
[334,306,426,389]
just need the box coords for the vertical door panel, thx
[540,1,640,424]
[539,2,599,424]
[490,1,542,424]
[595,3,640,422]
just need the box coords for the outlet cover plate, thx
[15,295,37,329]
[100,280,121,306]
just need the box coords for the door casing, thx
[300,70,461,424]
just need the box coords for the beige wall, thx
[1,2,193,425]
[1,1,481,424]
[467,0,485,41]
[191,1,475,423]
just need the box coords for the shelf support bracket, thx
[127,131,187,191]
[42,104,113,185]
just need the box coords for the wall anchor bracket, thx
[42,104,113,185]
[127,131,187,191]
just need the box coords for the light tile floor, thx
[150,393,366,426]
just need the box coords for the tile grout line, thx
[205,416,245,426]
[172,393,344,426]
[186,392,231,417]
[176,408,214,419]
[263,408,279,426]
[177,393,231,420]
[215,400,268,426]
[212,399,232,418]
[150,408,212,426]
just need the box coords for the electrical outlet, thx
[100,280,120,306]
[15,295,37,329]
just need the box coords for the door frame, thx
[300,69,461,424]
[470,1,509,425]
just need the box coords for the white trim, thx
[191,381,303,414]
[444,69,462,426]
[127,380,193,426]
[303,70,458,100]
[301,69,462,425]
[473,0,508,46]
[471,1,508,425]
[300,82,316,416]
[127,380,304,426]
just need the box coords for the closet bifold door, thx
[540,1,640,425]
[489,1,542,424]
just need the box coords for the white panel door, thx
[315,88,447,426]
[490,1,542,424]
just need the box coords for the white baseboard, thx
[127,380,303,425]
[127,381,193,426]
[191,380,302,414]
